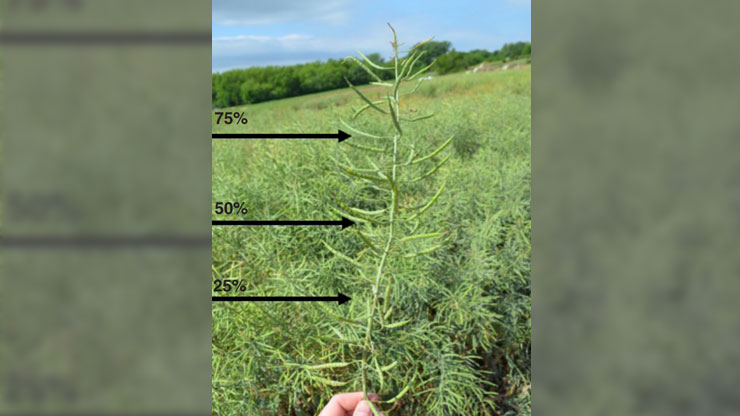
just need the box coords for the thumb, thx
[352,400,378,416]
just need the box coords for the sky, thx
[212,0,531,72]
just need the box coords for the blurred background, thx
[534,1,740,415]
[0,0,211,414]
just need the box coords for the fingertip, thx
[352,400,371,416]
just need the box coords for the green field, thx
[212,67,531,415]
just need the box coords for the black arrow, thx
[212,130,351,143]
[212,292,351,305]
[212,217,355,230]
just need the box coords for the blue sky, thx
[212,0,530,72]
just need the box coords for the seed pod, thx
[384,319,411,329]
[305,362,351,370]
[380,361,399,372]
[374,357,385,390]
[384,384,411,404]
[313,376,348,387]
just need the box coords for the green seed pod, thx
[305,362,351,370]
[384,384,411,404]
[313,377,348,387]
[380,361,399,372]
[384,319,411,329]
[383,306,394,320]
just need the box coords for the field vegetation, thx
[212,41,530,108]
[212,52,530,415]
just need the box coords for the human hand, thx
[318,392,383,416]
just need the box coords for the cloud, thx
[210,23,510,71]
[211,30,395,70]
[213,34,323,58]
[212,0,351,26]
[212,34,361,71]
[210,10,528,70]
[213,34,311,43]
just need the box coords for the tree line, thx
[212,41,531,108]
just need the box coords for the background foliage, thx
[212,65,530,415]
[212,41,531,108]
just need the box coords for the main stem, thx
[361,32,402,412]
